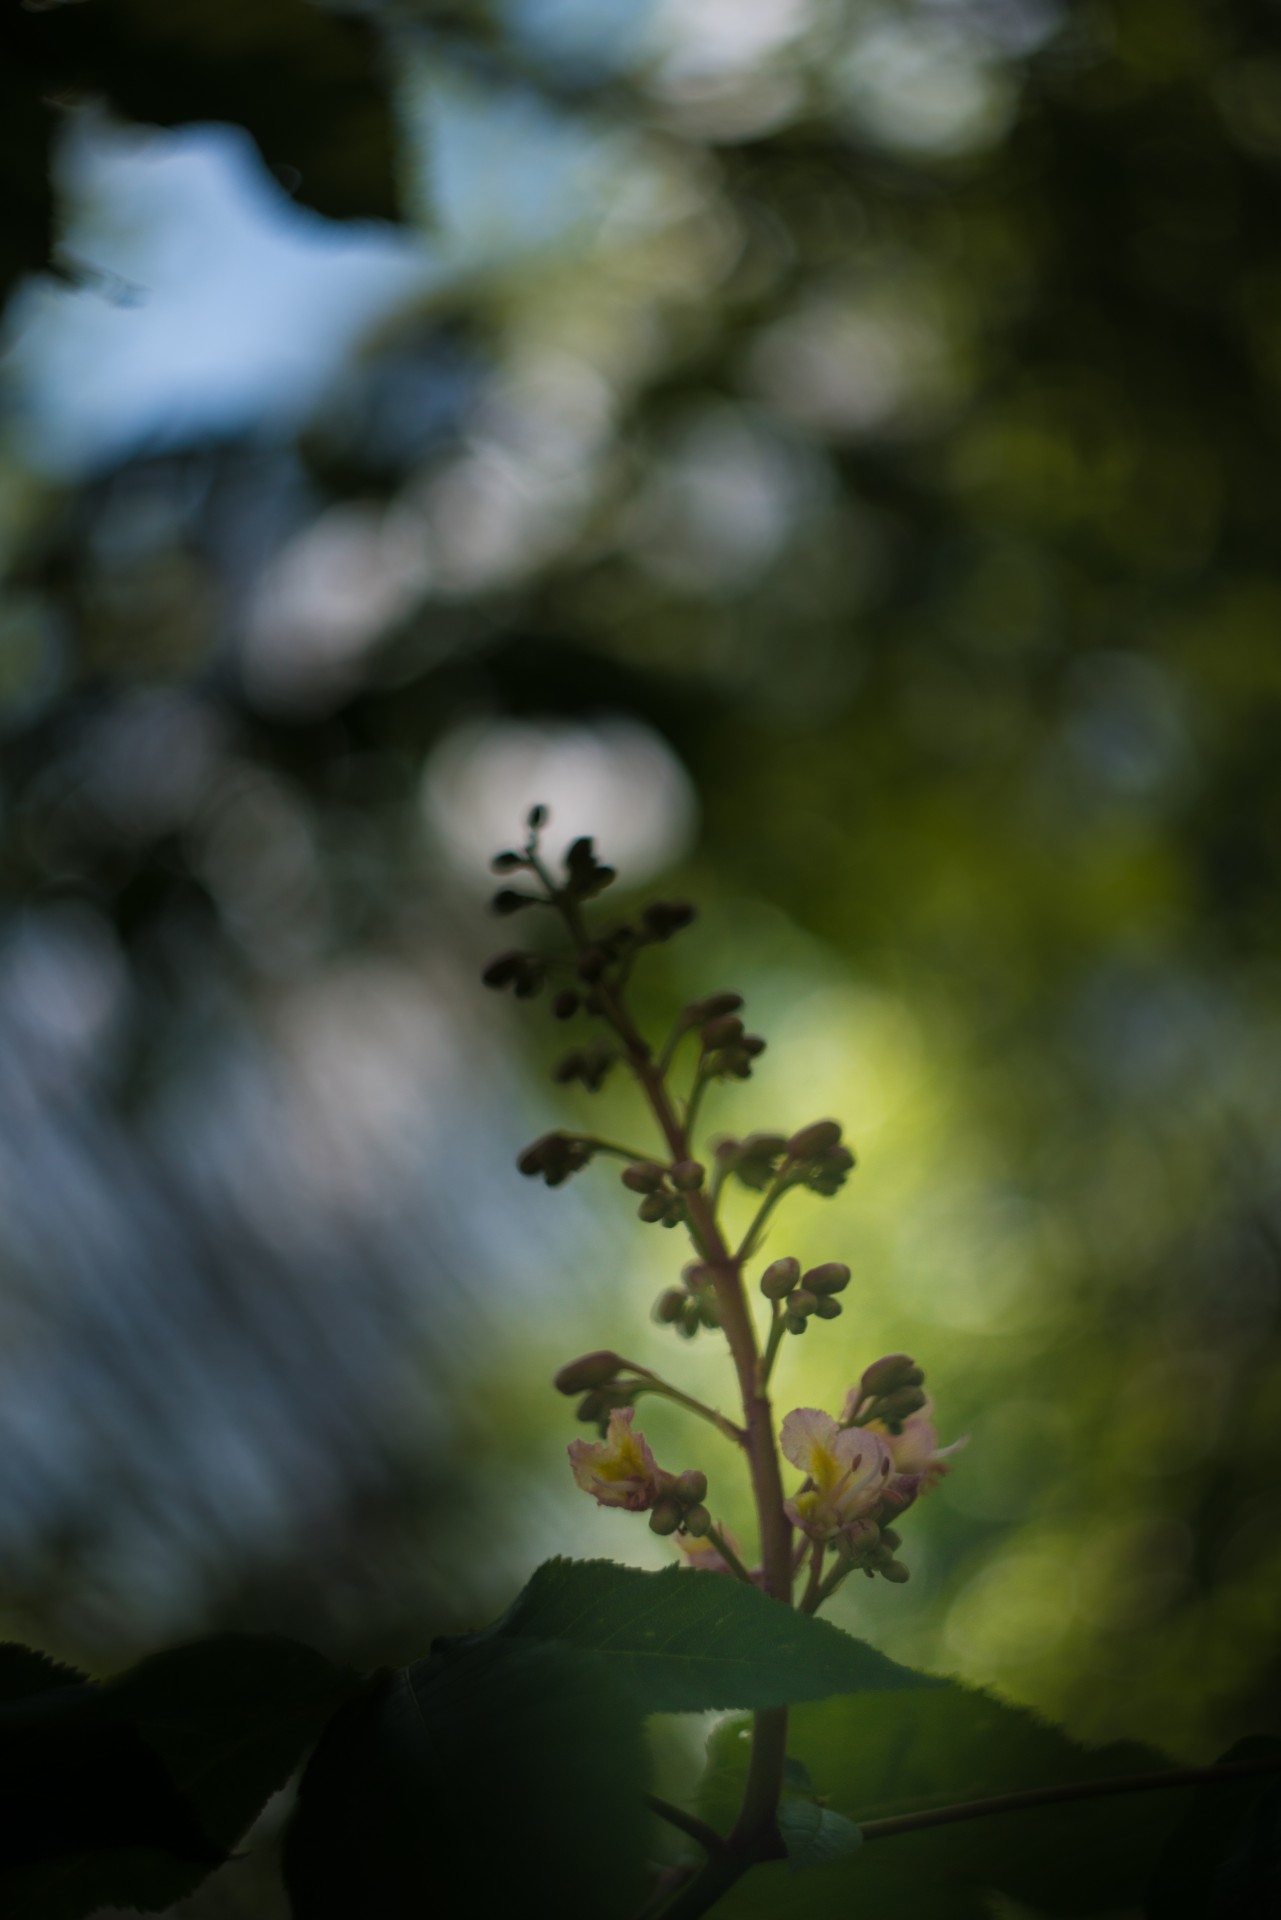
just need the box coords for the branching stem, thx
[859,1754,1281,1842]
[646,1796,728,1858]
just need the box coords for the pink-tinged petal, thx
[887,1404,937,1474]
[567,1409,663,1510]
[780,1407,840,1475]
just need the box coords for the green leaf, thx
[697,1682,1199,1919]
[1146,1736,1281,1919]
[489,1557,940,1714]
[777,1796,863,1871]
[284,1635,650,1920]
[0,1634,358,1920]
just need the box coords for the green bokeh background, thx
[2,5,1280,1906]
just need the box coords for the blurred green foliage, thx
[1,12,1280,1914]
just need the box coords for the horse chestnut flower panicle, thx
[568,1409,665,1511]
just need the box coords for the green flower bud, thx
[552,989,581,1020]
[789,1289,818,1318]
[577,946,607,983]
[490,850,525,873]
[675,1470,708,1505]
[695,991,744,1021]
[655,1288,687,1323]
[787,1119,843,1158]
[702,1014,745,1050]
[880,1560,911,1584]
[526,803,549,829]
[814,1296,843,1320]
[553,1350,625,1394]
[677,1304,701,1339]
[804,1262,851,1295]
[859,1353,920,1399]
[784,1311,809,1336]
[622,1161,667,1193]
[641,900,696,940]
[696,1293,722,1328]
[660,1198,687,1228]
[492,888,536,915]
[670,1160,705,1192]
[638,1192,670,1223]
[760,1257,801,1300]
[683,1504,712,1537]
[875,1385,928,1427]
[880,1528,902,1552]
[649,1498,683,1536]
[741,1034,767,1058]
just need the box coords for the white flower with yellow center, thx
[568,1408,664,1511]
[780,1407,893,1542]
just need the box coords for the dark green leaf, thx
[697,1683,1195,1919]
[489,1557,940,1714]
[284,1635,649,1920]
[1146,1736,1281,1919]
[777,1796,863,1871]
[0,1634,358,1920]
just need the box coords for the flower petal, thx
[780,1406,840,1475]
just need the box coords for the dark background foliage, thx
[2,1,1280,1908]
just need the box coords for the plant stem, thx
[798,1539,827,1614]
[635,1382,746,1447]
[859,1754,1281,1842]
[757,1303,786,1391]
[705,1525,756,1586]
[733,1174,797,1265]
[646,1796,728,1858]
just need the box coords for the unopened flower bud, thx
[527,803,549,829]
[552,989,581,1020]
[554,1350,625,1395]
[789,1289,818,1319]
[622,1161,667,1193]
[875,1385,928,1426]
[805,1262,850,1296]
[814,1296,843,1320]
[880,1528,902,1552]
[697,1294,722,1327]
[741,1034,767,1058]
[642,900,696,940]
[683,1262,712,1287]
[670,1160,705,1192]
[649,1498,683,1536]
[660,1197,687,1227]
[482,950,522,988]
[675,1470,708,1505]
[784,1311,809,1336]
[491,850,525,873]
[492,888,535,915]
[683,1505,711,1537]
[760,1257,801,1299]
[860,1354,921,1399]
[577,946,607,982]
[655,1288,687,1323]
[702,1014,745,1050]
[787,1119,843,1159]
[880,1560,911,1584]
[696,991,744,1021]
[575,1390,610,1426]
[638,1192,670,1223]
